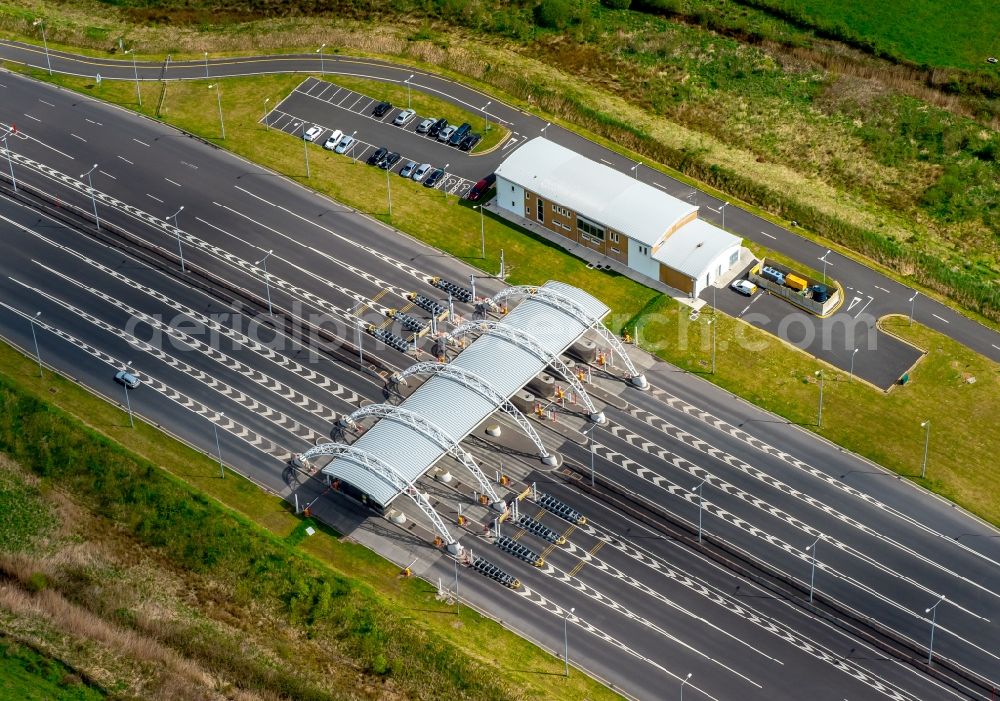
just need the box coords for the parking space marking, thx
[931,313,949,324]
[314,83,334,101]
[346,94,365,111]
[336,90,356,107]
[325,86,344,102]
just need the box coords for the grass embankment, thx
[323,74,507,154]
[13,67,1000,526]
[0,341,622,701]
[1,635,105,700]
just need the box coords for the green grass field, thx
[0,638,105,701]
[735,0,999,70]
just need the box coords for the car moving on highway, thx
[114,370,140,389]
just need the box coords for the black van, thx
[449,122,472,146]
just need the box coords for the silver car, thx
[399,160,417,178]
[412,163,432,181]
[334,135,355,154]
[416,117,435,134]
[393,108,416,126]
[114,370,140,389]
[437,125,456,142]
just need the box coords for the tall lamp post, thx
[720,201,730,230]
[203,51,209,78]
[168,205,186,272]
[925,595,946,664]
[814,370,824,428]
[849,347,859,383]
[385,164,392,216]
[694,478,707,543]
[255,249,275,314]
[819,249,832,284]
[680,672,693,701]
[124,48,142,107]
[29,311,42,377]
[34,19,52,76]
[404,73,414,109]
[541,121,551,136]
[920,420,931,479]
[213,412,225,478]
[806,535,820,603]
[316,43,326,74]
[482,100,492,131]
[475,204,486,258]
[262,97,271,130]
[563,606,575,677]
[80,164,101,230]
[299,122,311,178]
[122,361,135,428]
[1,128,18,192]
[909,292,918,326]
[630,162,640,180]
[208,83,225,140]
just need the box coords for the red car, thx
[467,173,496,201]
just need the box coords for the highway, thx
[0,57,998,701]
[2,38,999,388]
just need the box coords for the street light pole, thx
[34,19,52,76]
[255,249,275,314]
[29,312,42,377]
[711,285,717,374]
[262,97,271,130]
[483,100,492,132]
[168,205,185,272]
[820,249,831,284]
[203,51,209,78]
[1,130,17,192]
[213,412,225,478]
[909,292,918,326]
[300,122,311,178]
[807,535,820,603]
[720,201,730,230]
[385,165,392,217]
[208,83,225,139]
[630,162,640,180]
[541,121,551,136]
[122,361,134,428]
[405,73,414,109]
[81,164,100,230]
[920,420,930,479]
[815,370,824,427]
[680,672,692,701]
[125,48,142,107]
[316,44,326,74]
[563,606,575,677]
[357,318,364,366]
[476,204,485,258]
[926,595,945,664]
[849,347,859,383]
[695,478,706,543]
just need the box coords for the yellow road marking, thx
[568,539,604,578]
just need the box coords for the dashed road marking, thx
[70,133,86,142]
[146,193,163,203]
[164,177,181,187]
[132,138,150,147]
[760,231,776,239]
[117,155,133,164]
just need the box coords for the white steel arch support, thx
[300,443,461,553]
[393,362,558,465]
[491,286,648,389]
[343,404,505,510]
[448,320,607,424]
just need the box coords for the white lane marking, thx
[164,177,181,187]
[117,155,133,165]
[180,160,198,170]
[84,118,103,126]
[760,231,776,239]
[234,184,276,207]
[0,82,7,88]
[706,206,720,212]
[853,296,874,317]
[875,285,890,294]
[146,193,164,203]
[38,99,55,107]
[932,313,949,323]
[847,296,862,312]
[992,344,1000,351]
[70,133,87,143]
[600,158,614,165]
[132,138,150,147]
[652,182,667,190]
[98,170,116,180]
[23,113,40,122]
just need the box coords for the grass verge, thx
[0,337,623,701]
[0,636,105,701]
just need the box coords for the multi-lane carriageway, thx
[0,69,998,701]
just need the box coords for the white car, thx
[114,370,140,389]
[334,135,355,154]
[731,279,758,296]
[412,163,432,181]
[437,125,456,142]
[393,108,416,126]
[322,129,344,150]
[416,117,435,134]
[303,125,323,142]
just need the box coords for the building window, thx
[637,245,648,256]
[609,231,619,244]
[578,216,605,242]
[729,250,739,266]
[511,185,515,192]
[611,247,620,254]
[552,204,571,217]
[537,198,544,223]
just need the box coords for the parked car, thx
[399,161,417,178]
[334,134,355,154]
[393,108,416,126]
[428,118,448,138]
[303,125,323,142]
[731,279,758,296]
[437,125,456,143]
[416,117,435,134]
[466,173,496,201]
[423,168,445,188]
[114,370,140,389]
[379,151,401,170]
[449,122,472,146]
[459,132,482,152]
[322,129,344,150]
[412,163,432,181]
[372,101,392,118]
[367,146,388,166]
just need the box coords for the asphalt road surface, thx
[0,50,999,701]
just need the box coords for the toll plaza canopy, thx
[320,281,610,508]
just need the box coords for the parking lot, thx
[262,77,525,198]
